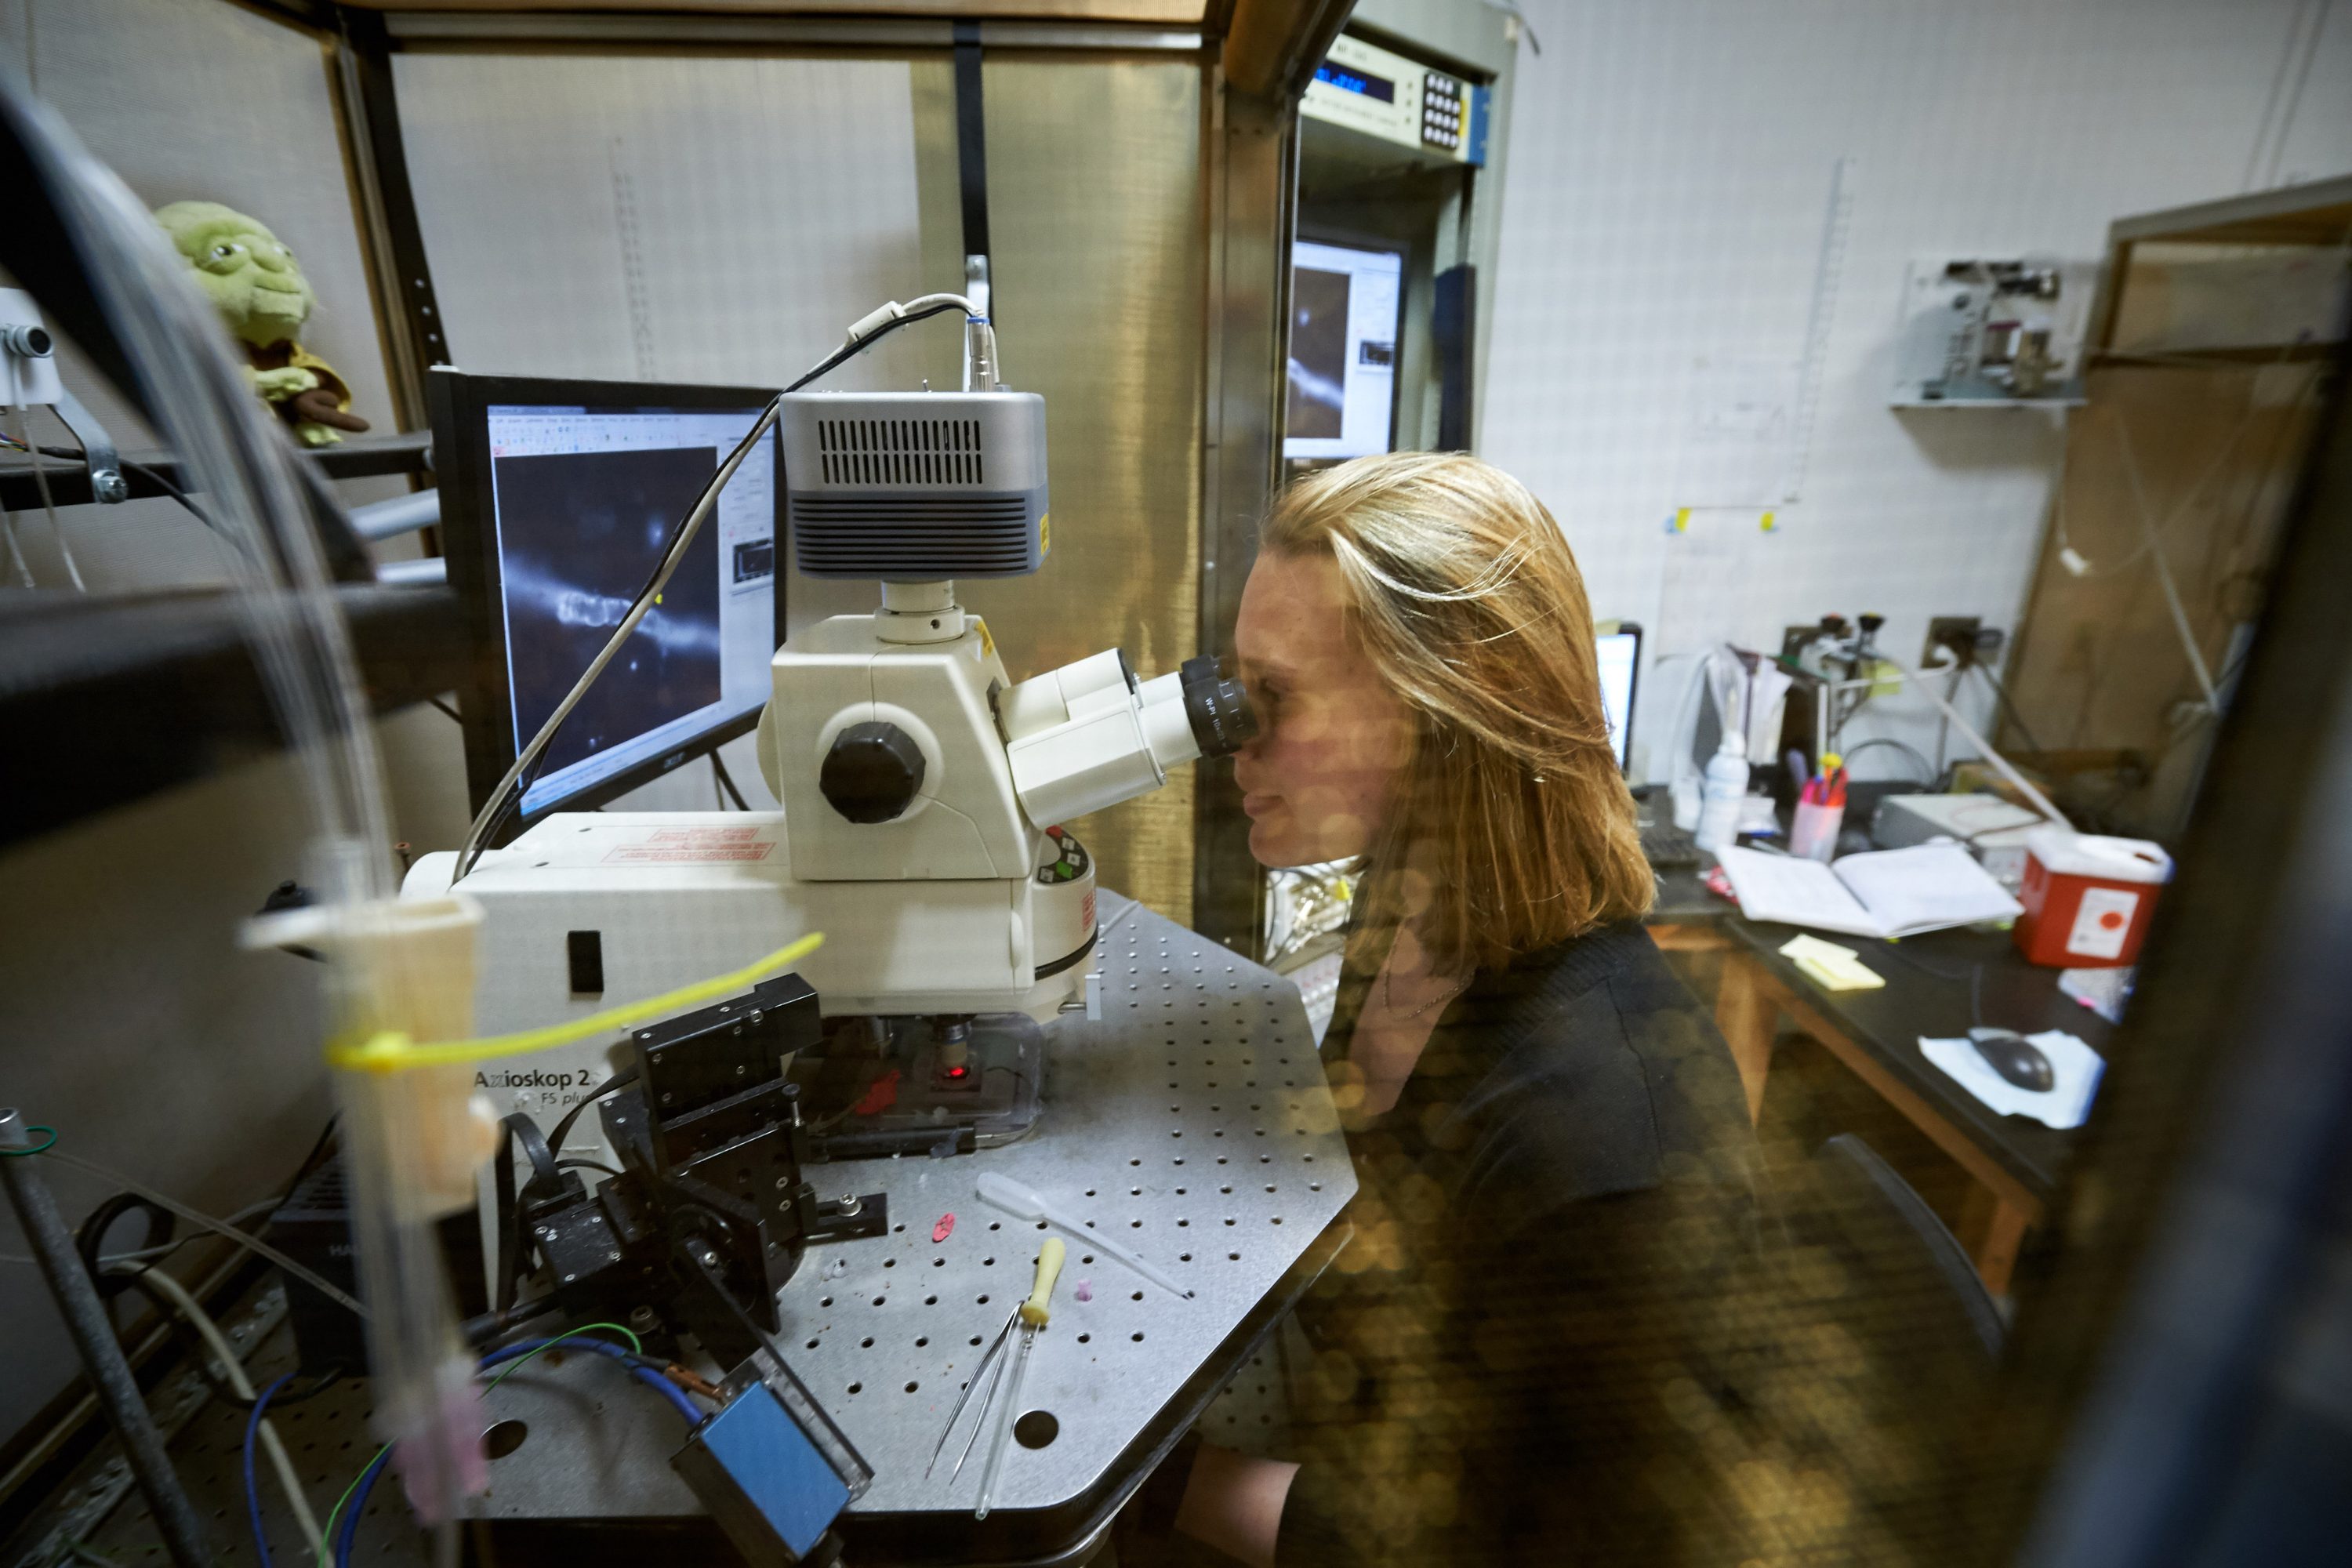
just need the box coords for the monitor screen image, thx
[1285,238,1403,461]
[481,401,779,817]
[1595,625,1642,772]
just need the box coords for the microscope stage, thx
[460,893,1356,1555]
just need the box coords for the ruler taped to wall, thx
[1780,157,1855,504]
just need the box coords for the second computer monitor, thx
[1285,237,1405,462]
[1596,622,1642,774]
[431,369,784,827]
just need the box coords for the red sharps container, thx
[2014,826,2172,969]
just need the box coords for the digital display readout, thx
[1314,61,1396,103]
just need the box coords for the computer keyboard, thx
[1632,787,1702,869]
[1640,818,1702,869]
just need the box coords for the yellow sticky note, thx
[1780,933,1886,992]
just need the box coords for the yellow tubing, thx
[325,932,825,1073]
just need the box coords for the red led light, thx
[946,1065,968,1080]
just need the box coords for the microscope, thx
[405,371,1255,1167]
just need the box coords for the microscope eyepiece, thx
[1178,654,1258,759]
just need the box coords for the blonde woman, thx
[1125,454,1769,1566]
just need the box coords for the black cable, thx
[492,1133,524,1315]
[101,1271,339,1413]
[456,299,969,879]
[2,434,236,545]
[493,1112,574,1313]
[1871,942,1991,1030]
[119,459,230,542]
[1872,940,1971,984]
[429,697,461,724]
[75,1193,174,1299]
[495,1080,637,1312]
[550,1069,637,1156]
[557,1158,622,1180]
[289,1111,339,1187]
[711,751,750,811]
[680,1238,793,1366]
[463,1294,560,1350]
[503,1112,564,1196]
[1971,662,2045,756]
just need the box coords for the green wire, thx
[314,1444,389,1568]
[312,1323,646,1568]
[1,1126,57,1156]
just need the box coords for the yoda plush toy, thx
[156,201,371,447]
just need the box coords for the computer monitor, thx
[430,370,783,829]
[1285,237,1405,461]
[1595,621,1642,773]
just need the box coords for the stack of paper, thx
[1718,844,2023,938]
[1777,934,1885,991]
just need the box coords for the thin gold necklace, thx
[1384,966,1470,1020]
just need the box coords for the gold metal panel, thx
[911,53,1206,924]
[361,2,1208,21]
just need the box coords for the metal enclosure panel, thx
[388,45,937,747]
[912,54,1207,930]
[1193,85,1294,955]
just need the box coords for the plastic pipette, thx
[975,1173,1195,1298]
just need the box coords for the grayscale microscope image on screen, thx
[1283,238,1402,461]
[493,445,725,779]
[1287,266,1353,440]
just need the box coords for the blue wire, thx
[244,1374,296,1568]
[477,1337,708,1425]
[334,1338,704,1568]
[334,1447,390,1568]
[627,1363,709,1425]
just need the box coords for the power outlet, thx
[1925,615,2003,668]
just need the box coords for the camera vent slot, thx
[792,494,1033,577]
[816,418,985,488]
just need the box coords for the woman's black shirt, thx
[1273,920,1780,1565]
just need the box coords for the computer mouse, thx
[1969,1027,2055,1093]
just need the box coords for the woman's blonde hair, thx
[1260,452,1653,975]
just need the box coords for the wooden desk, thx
[1646,867,1738,952]
[1643,877,2106,1294]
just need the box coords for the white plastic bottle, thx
[1694,732,1750,854]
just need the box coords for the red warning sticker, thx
[604,826,777,864]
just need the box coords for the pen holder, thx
[1790,800,1843,862]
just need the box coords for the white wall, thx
[1483,0,2352,782]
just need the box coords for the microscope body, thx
[402,384,1250,1160]
[409,608,1105,1040]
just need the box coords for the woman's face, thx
[1231,551,1416,867]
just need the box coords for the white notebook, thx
[1718,843,2024,939]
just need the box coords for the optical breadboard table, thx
[465,892,1356,1564]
